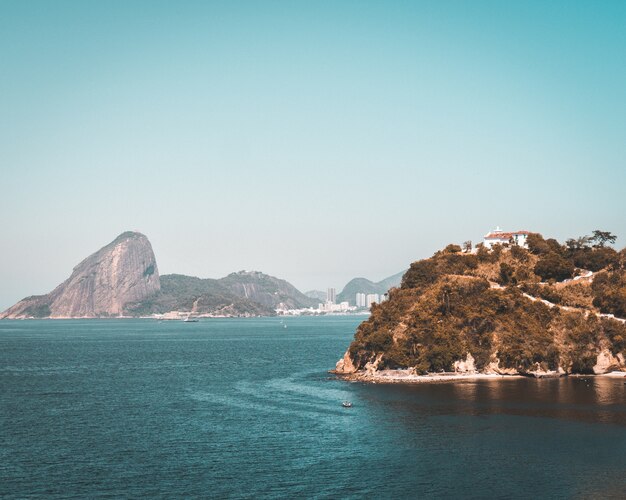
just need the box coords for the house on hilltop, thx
[484,227,530,249]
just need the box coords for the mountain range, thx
[0,232,317,319]
[336,271,405,305]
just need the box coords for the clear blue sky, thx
[1,0,626,310]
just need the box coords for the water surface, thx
[1,317,626,498]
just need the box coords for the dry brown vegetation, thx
[347,234,626,375]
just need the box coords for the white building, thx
[326,287,336,304]
[355,293,366,308]
[366,293,379,308]
[483,227,530,249]
[317,301,353,313]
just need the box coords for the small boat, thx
[183,316,199,323]
[342,401,353,408]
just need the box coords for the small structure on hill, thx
[483,227,530,249]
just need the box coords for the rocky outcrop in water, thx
[1,232,160,318]
[336,234,626,379]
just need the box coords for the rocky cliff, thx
[1,232,160,318]
[2,232,318,318]
[335,234,626,378]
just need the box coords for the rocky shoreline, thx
[332,368,626,384]
[332,349,626,384]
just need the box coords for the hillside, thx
[305,290,327,302]
[335,233,626,378]
[337,271,405,305]
[1,233,317,319]
[219,271,317,310]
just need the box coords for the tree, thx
[499,263,515,285]
[526,233,551,255]
[591,230,617,248]
[534,252,575,282]
[444,244,462,253]
[566,236,592,250]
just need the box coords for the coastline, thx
[333,369,626,384]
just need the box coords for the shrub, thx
[499,263,515,285]
[444,244,462,253]
[526,233,551,255]
[534,252,575,282]
[510,245,529,262]
[592,271,626,317]
[571,247,619,272]
[402,259,439,289]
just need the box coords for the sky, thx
[1,0,626,310]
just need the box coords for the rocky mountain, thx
[219,271,317,310]
[335,234,626,379]
[1,232,160,318]
[124,274,276,317]
[126,270,317,317]
[1,232,318,319]
[337,271,405,305]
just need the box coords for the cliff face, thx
[336,237,626,377]
[1,232,160,318]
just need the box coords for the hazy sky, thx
[2,0,626,310]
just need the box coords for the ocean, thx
[1,317,626,498]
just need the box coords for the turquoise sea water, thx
[1,317,626,498]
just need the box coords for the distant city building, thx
[327,287,336,304]
[356,293,366,308]
[483,227,530,249]
[366,293,379,308]
[317,300,354,313]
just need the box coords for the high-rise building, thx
[366,293,379,308]
[327,287,336,304]
[355,293,366,307]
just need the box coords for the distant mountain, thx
[219,271,318,310]
[337,271,406,305]
[304,290,327,302]
[1,232,160,318]
[124,274,276,317]
[1,232,317,319]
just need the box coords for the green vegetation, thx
[23,303,51,318]
[124,274,276,316]
[345,230,626,375]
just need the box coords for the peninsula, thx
[334,231,626,381]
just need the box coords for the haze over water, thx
[1,317,625,498]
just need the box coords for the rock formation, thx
[1,232,318,318]
[1,232,160,318]
[335,234,626,379]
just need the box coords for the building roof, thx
[484,230,531,240]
